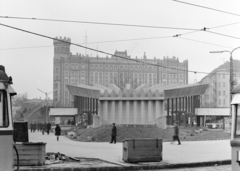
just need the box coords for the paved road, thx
[148,165,231,171]
[29,130,231,166]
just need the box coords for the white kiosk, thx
[230,84,240,170]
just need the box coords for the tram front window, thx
[0,91,9,127]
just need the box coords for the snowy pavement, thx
[29,130,231,166]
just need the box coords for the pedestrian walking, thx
[47,122,51,135]
[42,122,47,135]
[55,124,61,141]
[171,121,181,145]
[109,123,117,144]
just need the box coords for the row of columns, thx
[99,100,165,128]
[74,96,98,125]
[167,95,200,126]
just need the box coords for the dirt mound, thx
[75,126,231,142]
[76,126,174,142]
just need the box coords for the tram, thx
[0,65,16,171]
[231,84,240,170]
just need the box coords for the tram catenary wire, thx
[0,22,210,75]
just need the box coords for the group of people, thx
[30,121,61,141]
[30,121,52,135]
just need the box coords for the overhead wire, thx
[177,37,233,49]
[205,30,240,40]
[0,16,240,50]
[0,22,210,75]
[1,21,238,51]
[0,16,199,31]
[172,0,240,17]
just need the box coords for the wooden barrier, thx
[14,142,46,166]
[123,138,162,163]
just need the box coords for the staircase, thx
[25,104,42,121]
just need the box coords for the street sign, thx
[55,117,60,124]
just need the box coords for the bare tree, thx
[12,92,28,106]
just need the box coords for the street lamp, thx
[210,47,240,129]
[37,88,56,123]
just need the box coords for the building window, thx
[64,71,69,76]
[219,82,221,88]
[219,99,221,105]
[219,91,221,96]
[65,63,69,69]
[81,72,85,77]
[163,74,166,79]
[75,64,79,70]
[223,82,225,87]
[223,74,225,79]
[223,91,225,96]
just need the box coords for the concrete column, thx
[95,99,100,115]
[118,101,122,124]
[155,100,160,118]
[133,100,138,124]
[179,98,181,125]
[129,101,134,124]
[141,100,145,124]
[171,98,174,125]
[126,100,130,124]
[111,100,115,124]
[167,99,169,125]
[175,98,178,124]
[148,100,153,123]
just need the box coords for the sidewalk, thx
[15,131,232,171]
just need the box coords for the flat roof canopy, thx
[164,84,209,99]
[49,108,78,116]
[67,84,100,99]
[231,94,240,105]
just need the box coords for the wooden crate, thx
[123,138,162,163]
[14,142,46,166]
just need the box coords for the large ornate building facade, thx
[53,37,189,107]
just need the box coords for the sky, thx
[1,0,240,99]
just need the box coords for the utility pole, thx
[37,88,56,123]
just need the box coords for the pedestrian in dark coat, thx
[110,123,117,144]
[47,122,51,135]
[55,124,61,141]
[42,122,47,135]
[171,122,181,145]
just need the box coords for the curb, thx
[16,160,231,171]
